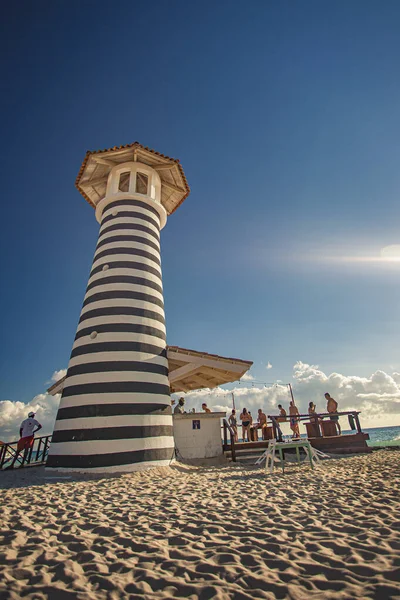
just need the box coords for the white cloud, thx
[1,362,400,442]
[0,393,61,443]
[174,362,400,428]
[240,372,254,381]
[266,362,272,370]
[50,369,67,383]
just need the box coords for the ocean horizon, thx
[238,424,400,446]
[361,424,400,446]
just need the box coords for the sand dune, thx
[0,450,399,599]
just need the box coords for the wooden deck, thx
[223,432,371,456]
[308,432,371,454]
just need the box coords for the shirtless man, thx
[277,404,287,422]
[289,401,300,439]
[325,393,341,434]
[257,408,267,430]
[228,409,238,442]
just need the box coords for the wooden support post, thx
[36,438,42,462]
[354,413,362,434]
[231,435,236,462]
[44,437,50,461]
[223,421,228,447]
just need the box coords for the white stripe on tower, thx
[47,159,177,472]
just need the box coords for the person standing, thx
[257,408,267,430]
[228,409,238,442]
[308,402,318,420]
[277,404,287,422]
[325,393,341,434]
[201,403,211,413]
[289,401,300,439]
[240,408,251,442]
[174,397,186,414]
[6,412,42,469]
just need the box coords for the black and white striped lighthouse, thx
[46,143,190,472]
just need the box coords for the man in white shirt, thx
[173,397,185,414]
[6,412,42,469]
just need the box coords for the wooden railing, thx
[0,435,52,470]
[222,419,237,462]
[267,410,362,439]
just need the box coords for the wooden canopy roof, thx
[76,142,190,215]
[167,346,252,393]
[47,346,252,396]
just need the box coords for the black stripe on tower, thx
[101,210,160,229]
[67,361,168,377]
[75,323,166,342]
[70,342,167,359]
[90,261,162,280]
[46,447,174,469]
[94,247,161,265]
[102,199,161,219]
[56,403,172,420]
[52,425,173,443]
[82,290,164,309]
[86,275,163,295]
[79,306,165,325]
[100,222,160,241]
[62,382,170,398]
[96,235,160,253]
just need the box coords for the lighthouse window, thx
[118,172,130,192]
[136,172,148,195]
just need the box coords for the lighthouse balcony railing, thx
[0,435,52,470]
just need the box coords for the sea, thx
[359,425,400,447]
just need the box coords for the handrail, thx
[0,435,52,470]
[222,419,236,462]
[267,410,361,420]
[267,410,363,438]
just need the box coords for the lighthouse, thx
[46,142,190,472]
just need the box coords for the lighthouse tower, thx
[46,143,190,472]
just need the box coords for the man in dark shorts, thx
[325,393,341,435]
[6,412,42,469]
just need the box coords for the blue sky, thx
[1,0,400,426]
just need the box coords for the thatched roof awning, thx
[167,346,252,393]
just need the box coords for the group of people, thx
[308,393,341,435]
[228,392,341,442]
[228,407,267,442]
[6,393,341,470]
[173,397,212,414]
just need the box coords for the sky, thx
[1,0,400,439]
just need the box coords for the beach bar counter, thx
[173,412,226,459]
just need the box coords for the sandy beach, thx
[0,450,399,600]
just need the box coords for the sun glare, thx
[380,245,400,262]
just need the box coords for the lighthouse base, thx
[45,457,175,474]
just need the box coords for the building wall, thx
[173,412,225,459]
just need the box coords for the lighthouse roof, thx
[76,142,190,215]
